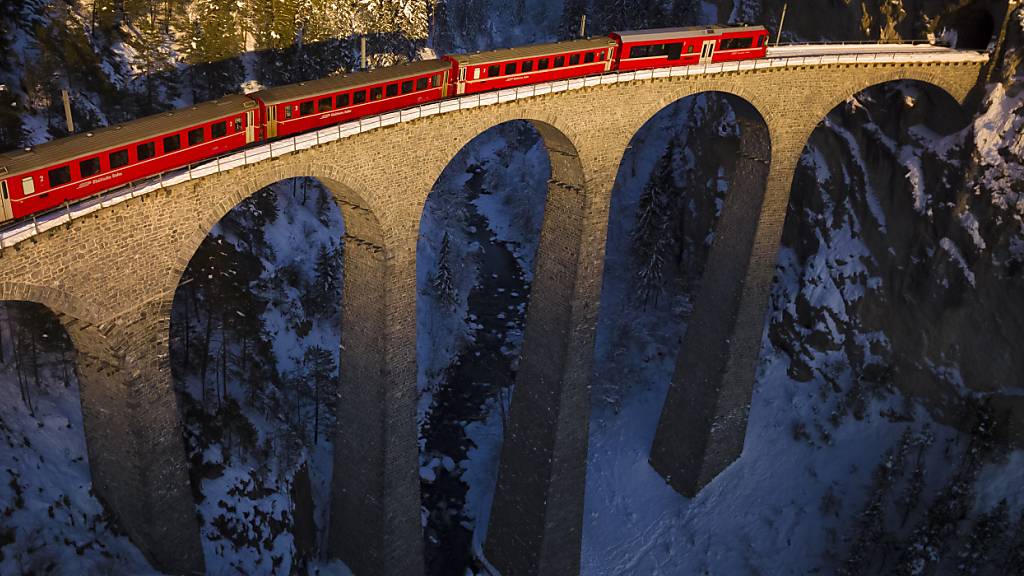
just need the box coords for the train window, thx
[687,44,694,54]
[188,128,204,146]
[667,43,682,60]
[598,50,606,61]
[554,56,565,67]
[284,106,293,119]
[402,80,413,94]
[336,93,350,107]
[354,90,366,104]
[138,142,156,160]
[505,62,517,74]
[522,60,533,72]
[629,45,648,58]
[488,64,500,77]
[538,58,549,70]
[416,77,428,90]
[385,84,398,98]
[164,134,181,152]
[319,97,332,112]
[721,37,753,50]
[432,74,443,87]
[109,149,129,168]
[584,52,595,64]
[22,177,34,196]
[80,157,101,178]
[234,117,243,132]
[758,35,765,47]
[300,101,315,115]
[569,53,580,66]
[370,87,383,101]
[211,121,227,139]
[1,181,6,198]
[48,166,71,187]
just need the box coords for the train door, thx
[266,106,278,138]
[700,40,716,63]
[457,67,467,95]
[0,180,11,222]
[245,111,256,143]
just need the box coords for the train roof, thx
[254,60,451,105]
[446,37,617,67]
[0,94,256,179]
[613,24,768,43]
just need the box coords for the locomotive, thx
[0,24,768,224]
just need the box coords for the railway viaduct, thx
[0,53,985,575]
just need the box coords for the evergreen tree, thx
[957,500,1009,575]
[431,231,457,310]
[1001,512,1024,574]
[595,0,632,33]
[310,242,342,317]
[669,0,701,26]
[557,0,589,40]
[631,140,677,306]
[302,345,336,444]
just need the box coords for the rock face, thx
[772,3,1024,442]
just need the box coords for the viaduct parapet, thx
[0,55,983,574]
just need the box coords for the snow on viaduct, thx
[0,48,987,575]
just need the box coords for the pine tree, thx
[431,231,457,310]
[310,242,342,317]
[594,0,637,32]
[839,429,913,576]
[669,0,701,26]
[957,500,1009,575]
[557,0,588,40]
[1000,511,1024,574]
[303,345,336,444]
[895,404,997,576]
[631,140,677,306]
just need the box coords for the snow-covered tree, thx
[430,231,458,310]
[631,140,678,306]
[557,0,588,40]
[309,242,342,317]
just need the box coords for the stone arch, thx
[595,90,776,497]
[165,166,423,576]
[0,283,203,572]
[167,164,387,296]
[415,116,586,574]
[413,115,593,574]
[814,71,974,134]
[778,75,990,437]
[0,282,110,330]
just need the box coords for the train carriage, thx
[445,37,617,96]
[254,60,451,139]
[0,23,782,226]
[611,25,769,71]
[0,95,258,221]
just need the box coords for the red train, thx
[0,24,767,224]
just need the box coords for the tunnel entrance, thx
[939,3,995,50]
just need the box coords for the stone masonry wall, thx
[0,60,984,574]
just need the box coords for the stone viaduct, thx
[0,54,984,574]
